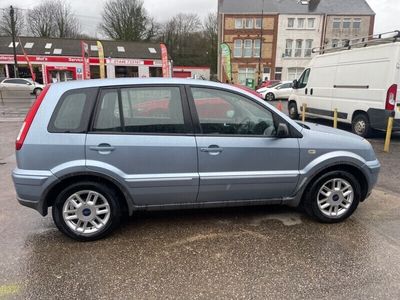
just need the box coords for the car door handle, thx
[200,146,223,155]
[90,144,115,153]
[305,88,308,95]
[310,88,314,95]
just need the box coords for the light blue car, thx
[12,78,380,241]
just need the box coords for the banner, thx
[160,43,170,78]
[18,38,36,82]
[97,41,105,79]
[81,41,91,80]
[220,43,232,83]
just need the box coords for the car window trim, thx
[185,84,302,138]
[88,84,195,136]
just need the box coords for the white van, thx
[288,32,400,137]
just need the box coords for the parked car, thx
[257,80,281,90]
[12,78,380,241]
[0,77,44,98]
[257,81,293,101]
[288,34,400,137]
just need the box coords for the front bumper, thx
[362,159,381,199]
[12,168,59,216]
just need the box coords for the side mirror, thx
[292,80,298,89]
[277,123,290,138]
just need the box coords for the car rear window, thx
[48,88,97,133]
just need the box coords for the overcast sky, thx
[2,0,399,37]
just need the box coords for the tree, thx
[0,7,25,36]
[100,0,153,41]
[27,0,80,38]
[203,13,218,74]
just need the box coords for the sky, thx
[1,0,399,37]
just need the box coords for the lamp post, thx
[10,6,18,78]
[258,0,265,85]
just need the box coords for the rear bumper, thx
[368,108,400,131]
[12,168,59,216]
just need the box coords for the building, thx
[218,0,375,84]
[0,36,172,84]
[173,66,211,80]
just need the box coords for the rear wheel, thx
[303,171,361,223]
[352,113,371,137]
[52,182,121,241]
[288,101,299,120]
[265,92,275,101]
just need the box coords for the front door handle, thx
[200,145,223,155]
[305,88,308,95]
[310,88,314,95]
[90,144,115,154]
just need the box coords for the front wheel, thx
[288,101,299,120]
[52,182,121,241]
[352,113,371,138]
[265,92,275,101]
[303,171,361,223]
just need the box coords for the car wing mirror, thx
[292,80,298,89]
[277,123,290,138]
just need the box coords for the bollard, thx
[384,115,394,153]
[301,103,307,122]
[333,108,338,128]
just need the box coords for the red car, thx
[256,80,281,90]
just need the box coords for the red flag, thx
[81,41,91,80]
[160,43,170,78]
[18,38,36,82]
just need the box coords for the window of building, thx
[285,39,293,57]
[297,18,305,28]
[8,42,19,48]
[234,40,243,57]
[191,88,276,137]
[53,48,62,54]
[288,18,295,28]
[90,45,98,52]
[245,18,254,29]
[308,18,315,29]
[94,87,186,134]
[288,68,305,81]
[235,19,243,29]
[148,48,157,54]
[255,18,262,29]
[238,68,255,85]
[117,46,125,52]
[333,18,341,29]
[353,18,361,32]
[304,39,313,57]
[274,67,282,80]
[45,43,52,49]
[115,66,138,78]
[24,42,34,49]
[253,39,261,58]
[343,18,351,29]
[243,39,253,57]
[295,40,303,57]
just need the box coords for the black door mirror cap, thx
[277,123,290,138]
[292,80,298,89]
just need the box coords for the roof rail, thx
[312,30,400,55]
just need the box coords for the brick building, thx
[218,0,375,84]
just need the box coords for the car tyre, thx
[52,181,121,241]
[288,101,299,120]
[303,170,361,223]
[352,113,371,138]
[33,88,42,97]
[265,92,275,101]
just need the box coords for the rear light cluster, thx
[385,84,398,111]
[16,85,50,150]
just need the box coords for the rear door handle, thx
[310,88,314,95]
[200,145,223,155]
[90,144,115,153]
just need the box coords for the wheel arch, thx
[43,172,134,216]
[352,109,368,121]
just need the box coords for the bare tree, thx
[0,7,25,36]
[100,0,153,41]
[203,13,218,74]
[27,0,80,38]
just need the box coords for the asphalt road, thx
[1,101,400,299]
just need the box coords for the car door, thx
[275,83,291,99]
[188,86,300,203]
[86,85,199,206]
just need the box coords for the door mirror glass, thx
[276,123,290,138]
[292,80,298,89]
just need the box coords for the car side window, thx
[191,87,277,137]
[48,88,97,133]
[93,86,187,134]
[297,69,310,89]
